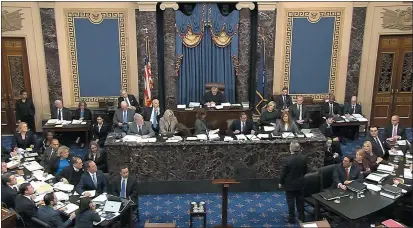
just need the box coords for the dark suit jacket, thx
[274,95,292,110]
[113,109,135,132]
[343,103,362,115]
[55,166,84,186]
[76,210,100,228]
[73,108,92,120]
[85,149,107,172]
[76,170,108,195]
[322,102,342,116]
[384,124,407,140]
[228,119,256,135]
[142,107,163,123]
[15,99,35,120]
[118,94,140,111]
[202,91,225,105]
[365,135,389,158]
[91,124,109,147]
[274,122,299,133]
[319,122,336,138]
[51,107,72,120]
[332,164,363,188]
[14,194,37,221]
[111,176,139,200]
[1,184,17,208]
[37,205,72,228]
[280,153,308,191]
[47,155,73,175]
[42,147,59,168]
[127,121,155,137]
[289,104,309,122]
[13,131,36,149]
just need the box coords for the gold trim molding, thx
[65,10,128,103]
[236,2,255,10]
[257,2,277,11]
[160,2,179,11]
[381,7,412,30]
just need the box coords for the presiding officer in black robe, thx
[202,85,225,105]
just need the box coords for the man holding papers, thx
[76,161,108,196]
[333,156,363,190]
[228,112,256,135]
[37,192,76,227]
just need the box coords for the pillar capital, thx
[160,2,179,11]
[235,2,255,10]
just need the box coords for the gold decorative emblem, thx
[382,7,412,30]
[1,9,24,32]
[88,12,103,24]
[307,12,321,23]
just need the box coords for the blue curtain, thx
[176,4,239,104]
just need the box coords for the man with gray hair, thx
[118,89,140,112]
[279,140,307,224]
[51,100,72,121]
[127,113,155,137]
[113,101,135,132]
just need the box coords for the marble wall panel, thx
[40,8,62,109]
[237,9,251,103]
[163,9,178,109]
[345,7,367,102]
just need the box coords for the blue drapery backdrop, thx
[176,4,239,104]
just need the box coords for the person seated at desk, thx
[91,115,109,148]
[324,140,341,166]
[274,112,299,134]
[354,149,371,177]
[343,96,362,115]
[202,85,225,105]
[73,101,92,147]
[319,115,343,157]
[260,101,281,126]
[365,125,388,159]
[15,183,39,225]
[362,141,385,171]
[322,94,341,117]
[289,95,309,129]
[384,115,407,141]
[127,113,155,137]
[47,146,73,175]
[13,122,36,149]
[274,86,292,111]
[40,131,54,154]
[15,89,36,131]
[42,139,60,168]
[142,99,162,132]
[1,173,18,208]
[228,112,256,135]
[332,156,363,190]
[159,109,191,137]
[51,100,72,121]
[194,109,208,135]
[113,101,135,133]
[56,156,84,186]
[76,161,108,196]
[37,192,76,228]
[76,197,101,228]
[86,142,107,172]
[118,89,140,113]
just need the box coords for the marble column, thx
[256,3,277,99]
[345,7,367,102]
[236,3,255,103]
[136,3,159,102]
[161,3,179,109]
[40,8,62,109]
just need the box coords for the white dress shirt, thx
[98,124,102,133]
[298,104,302,120]
[124,97,131,106]
[392,125,398,137]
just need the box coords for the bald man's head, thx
[391,115,399,126]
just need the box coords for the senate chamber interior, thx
[1,1,413,228]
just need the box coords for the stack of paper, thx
[62,120,71,125]
[235,134,247,140]
[24,152,38,157]
[71,120,82,124]
[378,164,395,173]
[15,176,25,185]
[397,140,407,146]
[23,161,43,171]
[31,181,54,195]
[209,129,219,134]
[388,149,404,156]
[404,169,412,179]
[215,105,223,109]
[46,119,58,124]
[363,183,382,192]
[246,135,259,141]
[34,193,46,202]
[257,134,269,139]
[186,137,198,141]
[221,103,231,107]
[32,170,54,181]
[366,173,388,182]
[263,126,275,132]
[352,114,368,122]
[78,190,96,197]
[61,203,79,214]
[304,133,314,138]
[232,104,241,107]
[6,160,20,169]
[123,135,140,142]
[92,194,107,203]
[282,132,295,138]
[54,191,69,201]
[53,182,74,192]
[177,104,186,109]
[208,134,220,140]
[224,136,234,141]
[188,102,200,107]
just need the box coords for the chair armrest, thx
[31,217,50,228]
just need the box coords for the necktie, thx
[393,126,397,137]
[298,105,302,120]
[58,109,62,120]
[138,125,142,135]
[120,179,126,198]
[241,122,244,132]
[98,125,101,133]
[330,104,333,114]
[345,168,349,180]
[376,137,385,155]
[13,186,18,191]
[123,111,127,123]
[352,105,355,114]
[80,110,84,118]
[92,173,97,188]
[153,109,157,128]
[283,96,285,104]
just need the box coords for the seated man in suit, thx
[37,192,75,227]
[343,96,362,115]
[42,139,60,168]
[228,112,257,135]
[76,161,108,196]
[319,115,343,156]
[118,89,140,113]
[127,113,156,137]
[384,115,407,142]
[202,85,225,105]
[15,183,39,224]
[274,87,292,111]
[1,173,18,208]
[51,100,72,121]
[142,99,163,132]
[113,101,135,133]
[333,156,363,190]
[322,94,341,117]
[324,139,341,166]
[365,125,389,159]
[289,95,309,129]
[56,156,84,186]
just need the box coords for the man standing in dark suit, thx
[113,101,135,133]
[56,156,84,186]
[76,161,108,196]
[333,156,363,190]
[142,99,163,132]
[37,193,76,227]
[289,95,309,129]
[228,112,256,135]
[15,90,36,131]
[280,141,307,223]
[118,89,140,113]
[322,94,341,117]
[15,183,38,224]
[365,126,388,159]
[274,87,292,111]
[50,100,72,121]
[1,173,18,208]
[343,96,362,115]
[384,115,407,141]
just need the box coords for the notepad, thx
[235,134,247,140]
[257,134,269,139]
[54,191,69,201]
[177,104,186,109]
[397,140,407,146]
[263,126,275,132]
[53,182,74,192]
[378,164,395,173]
[92,194,107,203]
[62,203,79,215]
[388,149,404,156]
[79,190,96,198]
[6,160,20,169]
[186,137,198,141]
[404,169,412,179]
[224,136,234,141]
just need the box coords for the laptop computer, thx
[103,201,122,213]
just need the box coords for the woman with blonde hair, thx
[354,149,371,177]
[13,122,36,149]
[260,101,281,126]
[48,146,72,175]
[362,140,384,171]
[160,109,191,136]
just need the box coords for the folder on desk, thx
[319,189,349,200]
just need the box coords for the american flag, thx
[144,38,153,107]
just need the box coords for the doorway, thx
[370,35,413,128]
[1,37,33,134]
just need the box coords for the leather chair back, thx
[319,164,336,190]
[205,82,225,94]
[303,171,321,197]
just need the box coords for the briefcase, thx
[347,181,366,193]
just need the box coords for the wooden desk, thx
[42,121,92,144]
[1,208,16,228]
